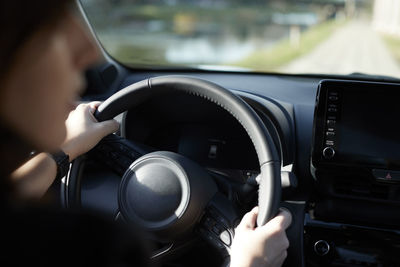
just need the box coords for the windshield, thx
[80,0,400,78]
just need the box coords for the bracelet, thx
[50,150,70,179]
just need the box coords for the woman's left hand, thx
[61,101,119,161]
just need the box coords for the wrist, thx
[49,150,70,179]
[60,143,77,161]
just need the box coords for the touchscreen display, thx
[339,89,400,161]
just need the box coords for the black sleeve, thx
[1,207,151,267]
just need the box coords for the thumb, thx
[238,206,259,230]
[97,119,120,136]
[260,208,292,235]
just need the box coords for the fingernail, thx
[279,207,293,226]
[279,207,290,214]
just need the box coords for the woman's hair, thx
[0,1,71,81]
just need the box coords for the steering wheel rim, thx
[94,75,281,226]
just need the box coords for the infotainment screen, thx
[339,89,400,161]
[312,80,400,169]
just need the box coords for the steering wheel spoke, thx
[89,133,155,176]
[198,193,239,257]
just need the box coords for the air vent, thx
[333,176,390,200]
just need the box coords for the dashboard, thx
[80,67,400,267]
[123,92,260,173]
[308,80,400,266]
[121,89,294,181]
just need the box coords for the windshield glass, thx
[80,0,400,78]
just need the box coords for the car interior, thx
[61,1,400,266]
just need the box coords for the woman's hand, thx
[230,207,292,267]
[11,102,118,199]
[61,101,119,161]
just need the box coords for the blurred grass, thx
[231,19,345,71]
[112,44,168,66]
[382,35,400,63]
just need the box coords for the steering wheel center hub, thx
[118,151,217,240]
[119,155,190,228]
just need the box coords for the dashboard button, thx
[326,131,335,137]
[326,120,336,127]
[325,140,334,146]
[322,147,335,159]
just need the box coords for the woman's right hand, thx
[61,101,119,161]
[230,207,292,267]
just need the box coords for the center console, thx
[307,80,400,266]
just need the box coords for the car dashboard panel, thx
[312,80,400,171]
[307,80,400,266]
[311,80,400,207]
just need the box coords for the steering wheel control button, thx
[314,240,330,256]
[373,169,400,182]
[204,217,215,229]
[90,134,145,176]
[212,226,221,235]
[219,230,232,246]
[209,210,229,228]
[200,208,234,252]
[322,147,335,159]
[200,229,225,249]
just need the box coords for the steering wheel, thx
[66,76,281,264]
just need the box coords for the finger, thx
[238,206,259,230]
[88,102,102,114]
[79,104,97,119]
[97,119,120,136]
[89,101,102,109]
[267,209,292,231]
[82,104,99,121]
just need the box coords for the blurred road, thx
[280,20,400,78]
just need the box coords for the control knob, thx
[314,240,330,256]
[322,147,335,159]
